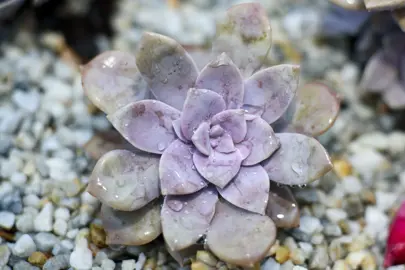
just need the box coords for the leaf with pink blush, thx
[191,122,212,156]
[212,3,272,77]
[211,109,247,143]
[281,82,341,137]
[195,53,244,109]
[81,51,150,115]
[101,201,161,246]
[217,165,269,214]
[214,133,235,153]
[107,100,181,154]
[161,187,218,251]
[159,140,207,195]
[135,32,199,110]
[266,182,300,228]
[87,150,160,211]
[206,200,276,267]
[243,64,300,124]
[242,116,280,166]
[360,51,397,93]
[180,88,226,140]
[193,149,243,188]
[383,81,405,109]
[172,118,189,143]
[262,133,333,186]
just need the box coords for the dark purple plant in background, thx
[81,2,340,267]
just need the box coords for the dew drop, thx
[152,100,157,104]
[157,142,166,151]
[206,171,214,178]
[291,162,303,176]
[167,200,184,212]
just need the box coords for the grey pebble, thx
[0,244,10,268]
[294,188,319,204]
[13,260,40,270]
[342,195,364,218]
[43,254,70,270]
[310,245,329,269]
[1,190,23,214]
[0,135,13,155]
[286,228,311,242]
[324,223,342,237]
[34,232,59,252]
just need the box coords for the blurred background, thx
[1,0,405,269]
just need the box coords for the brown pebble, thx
[361,190,376,205]
[28,251,48,267]
[144,258,157,270]
[191,261,215,270]
[275,246,290,264]
[338,220,351,235]
[333,159,353,178]
[89,223,107,248]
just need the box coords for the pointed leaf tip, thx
[135,32,198,110]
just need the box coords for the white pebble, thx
[376,191,397,211]
[12,90,40,113]
[10,172,27,186]
[262,257,280,270]
[349,148,389,176]
[364,207,389,237]
[69,238,93,270]
[326,208,348,223]
[345,250,367,269]
[293,266,308,270]
[23,194,40,208]
[16,214,34,232]
[54,207,70,220]
[0,212,15,230]
[122,259,136,270]
[34,202,54,232]
[299,216,323,235]
[66,229,79,239]
[12,234,36,257]
[341,176,363,194]
[135,253,146,270]
[53,219,68,236]
[101,259,116,270]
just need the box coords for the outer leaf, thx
[195,53,244,109]
[87,150,159,211]
[172,118,189,143]
[108,100,181,154]
[212,3,272,77]
[211,109,247,143]
[161,187,218,251]
[364,0,405,10]
[206,200,276,267]
[243,64,300,124]
[383,82,405,109]
[217,165,269,214]
[262,133,333,185]
[101,201,161,246]
[135,32,199,110]
[180,88,226,140]
[288,82,340,136]
[329,0,366,10]
[360,51,397,92]
[191,121,212,156]
[159,140,207,195]
[81,51,149,114]
[241,116,280,166]
[193,149,243,188]
[266,183,300,228]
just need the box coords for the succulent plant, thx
[81,2,339,267]
[360,32,405,109]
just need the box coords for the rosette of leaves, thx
[360,32,405,109]
[81,3,339,267]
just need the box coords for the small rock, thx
[28,251,47,267]
[298,242,313,259]
[89,223,106,248]
[326,208,348,223]
[299,216,323,235]
[375,191,397,212]
[10,172,27,187]
[310,245,329,269]
[191,261,212,270]
[294,188,319,204]
[69,238,93,270]
[0,211,15,229]
[14,260,40,270]
[53,219,67,236]
[342,195,364,218]
[311,233,325,245]
[324,223,342,237]
[333,159,353,178]
[42,254,70,270]
[275,246,290,264]
[364,206,389,237]
[54,207,70,220]
[328,239,347,261]
[290,248,306,265]
[332,260,350,270]
[0,244,11,268]
[34,232,59,252]
[292,266,308,270]
[345,250,367,269]
[341,176,362,194]
[196,250,217,267]
[122,259,137,270]
[101,258,115,270]
[262,257,280,270]
[135,252,146,270]
[16,213,35,233]
[13,234,37,258]
[34,202,53,232]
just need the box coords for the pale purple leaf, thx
[81,51,149,114]
[195,53,244,109]
[262,133,333,185]
[214,133,235,153]
[206,200,276,267]
[193,149,243,188]
[266,183,300,228]
[364,0,405,10]
[209,124,225,138]
[217,165,269,214]
[161,187,218,251]
[180,88,226,140]
[235,142,251,160]
[107,100,181,154]
[288,82,340,136]
[159,140,207,195]
[383,82,405,109]
[101,201,161,246]
[242,116,280,166]
[172,118,189,143]
[211,109,247,143]
[135,32,198,110]
[212,3,272,77]
[243,64,300,124]
[360,51,397,92]
[87,150,159,211]
[191,122,212,156]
